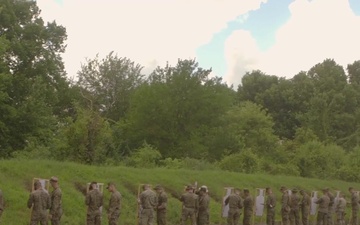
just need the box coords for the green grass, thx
[0,159,358,225]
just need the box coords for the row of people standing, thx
[278,186,358,225]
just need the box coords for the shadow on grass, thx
[74,181,87,196]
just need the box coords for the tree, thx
[124,59,235,159]
[77,52,144,122]
[0,0,68,156]
[223,102,278,157]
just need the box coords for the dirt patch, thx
[24,179,33,192]
[123,180,139,196]
[74,181,87,196]
[209,192,222,203]
[164,186,182,201]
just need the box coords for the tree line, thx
[1,0,360,182]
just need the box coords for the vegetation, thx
[0,159,358,225]
[1,0,360,186]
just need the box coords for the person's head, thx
[266,187,272,195]
[322,188,327,194]
[243,189,250,196]
[154,184,163,194]
[34,180,42,190]
[300,190,306,196]
[349,187,355,193]
[143,184,151,191]
[185,185,194,192]
[89,182,98,191]
[292,188,298,194]
[50,176,59,188]
[234,188,241,195]
[280,186,287,193]
[106,182,116,192]
[198,187,207,195]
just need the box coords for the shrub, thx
[218,150,259,173]
[125,143,162,168]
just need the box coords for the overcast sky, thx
[37,0,360,86]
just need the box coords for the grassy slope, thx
[0,159,358,225]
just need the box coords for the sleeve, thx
[108,194,113,214]
[47,193,51,209]
[85,193,90,206]
[195,196,199,211]
[239,197,244,209]
[159,194,167,209]
[50,191,61,214]
[315,197,322,204]
[27,193,33,209]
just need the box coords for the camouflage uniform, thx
[281,189,291,225]
[27,188,51,225]
[335,196,346,225]
[266,193,276,225]
[0,189,4,219]
[139,189,157,225]
[156,191,167,225]
[180,190,198,225]
[300,191,311,225]
[243,194,253,225]
[108,191,121,225]
[197,193,210,225]
[350,192,359,225]
[50,187,62,225]
[290,191,300,225]
[315,193,330,225]
[85,189,103,225]
[327,192,335,225]
[225,193,243,225]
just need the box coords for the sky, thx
[37,0,360,86]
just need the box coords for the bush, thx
[218,150,259,173]
[181,157,218,171]
[125,143,162,168]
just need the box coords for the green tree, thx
[0,0,68,156]
[124,59,235,159]
[223,102,278,157]
[77,52,144,122]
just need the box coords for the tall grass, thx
[0,159,357,225]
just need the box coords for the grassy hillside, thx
[0,159,358,225]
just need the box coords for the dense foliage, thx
[1,0,360,182]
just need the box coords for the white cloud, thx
[36,0,267,78]
[224,0,360,86]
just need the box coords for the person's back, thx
[86,189,103,214]
[180,186,198,225]
[139,186,157,225]
[197,189,210,225]
[225,190,243,225]
[28,187,51,224]
[243,190,253,225]
[86,185,103,225]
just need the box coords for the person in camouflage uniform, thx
[225,188,243,225]
[315,189,330,225]
[197,187,210,225]
[335,193,346,225]
[106,182,121,225]
[300,190,311,225]
[154,185,167,225]
[243,189,253,225]
[326,188,335,225]
[49,177,62,225]
[290,188,300,225]
[349,187,359,225]
[180,185,198,225]
[85,182,103,225]
[139,184,157,225]
[280,186,291,225]
[27,180,51,225]
[265,187,276,225]
[0,188,4,221]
